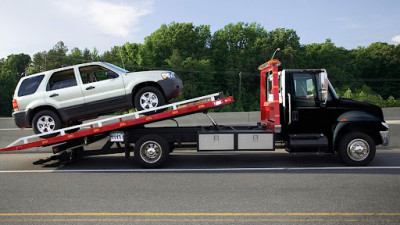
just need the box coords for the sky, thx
[1,0,399,59]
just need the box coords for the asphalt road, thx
[0,149,400,225]
[1,116,400,225]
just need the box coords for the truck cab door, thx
[286,72,321,133]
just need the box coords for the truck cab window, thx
[293,73,316,99]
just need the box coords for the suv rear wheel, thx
[32,110,63,138]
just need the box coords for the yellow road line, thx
[1,212,400,216]
[1,219,400,222]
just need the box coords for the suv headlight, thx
[382,122,389,129]
[161,72,176,79]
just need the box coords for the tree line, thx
[1,22,399,116]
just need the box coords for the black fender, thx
[332,111,383,151]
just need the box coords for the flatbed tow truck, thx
[0,58,390,167]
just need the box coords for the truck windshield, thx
[102,62,129,73]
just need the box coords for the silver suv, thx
[12,62,183,137]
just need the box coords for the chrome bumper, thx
[380,130,390,146]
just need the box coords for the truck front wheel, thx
[337,132,376,166]
[134,134,169,168]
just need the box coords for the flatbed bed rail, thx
[1,93,233,152]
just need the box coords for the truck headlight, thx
[381,122,389,129]
[161,72,175,79]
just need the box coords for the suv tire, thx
[32,110,63,138]
[134,86,165,112]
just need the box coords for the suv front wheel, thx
[134,86,165,112]
[32,110,63,138]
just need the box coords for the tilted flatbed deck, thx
[0,93,233,152]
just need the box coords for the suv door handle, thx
[49,93,59,98]
[86,86,95,90]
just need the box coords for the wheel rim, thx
[37,115,56,133]
[140,141,162,163]
[347,139,370,161]
[139,92,159,109]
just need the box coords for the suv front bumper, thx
[157,78,183,100]
[380,130,390,146]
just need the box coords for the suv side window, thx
[79,65,116,84]
[18,75,45,97]
[47,69,77,91]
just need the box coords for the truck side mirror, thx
[319,70,328,107]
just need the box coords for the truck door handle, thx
[86,86,95,90]
[49,93,59,98]
[292,111,299,122]
[287,93,292,124]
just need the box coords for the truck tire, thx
[32,110,62,138]
[134,134,169,168]
[134,86,165,112]
[337,132,376,166]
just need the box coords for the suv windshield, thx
[102,62,128,73]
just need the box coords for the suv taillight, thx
[12,99,18,110]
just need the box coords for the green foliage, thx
[1,22,399,117]
[0,53,31,116]
[140,22,211,68]
[337,85,400,108]
[46,41,69,69]
[352,42,400,99]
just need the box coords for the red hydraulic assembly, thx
[258,59,281,132]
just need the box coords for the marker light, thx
[12,99,18,110]
[258,59,281,71]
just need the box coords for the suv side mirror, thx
[106,71,119,79]
[319,70,328,107]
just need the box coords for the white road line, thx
[387,120,400,124]
[0,128,26,131]
[1,166,400,173]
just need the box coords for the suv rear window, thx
[18,75,45,97]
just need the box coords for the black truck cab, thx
[265,66,390,165]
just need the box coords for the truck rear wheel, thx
[337,132,376,166]
[134,134,169,168]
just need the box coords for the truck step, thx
[287,134,328,152]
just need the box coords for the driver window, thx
[79,65,115,84]
[293,73,316,99]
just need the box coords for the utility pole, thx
[44,53,47,71]
[238,72,242,105]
